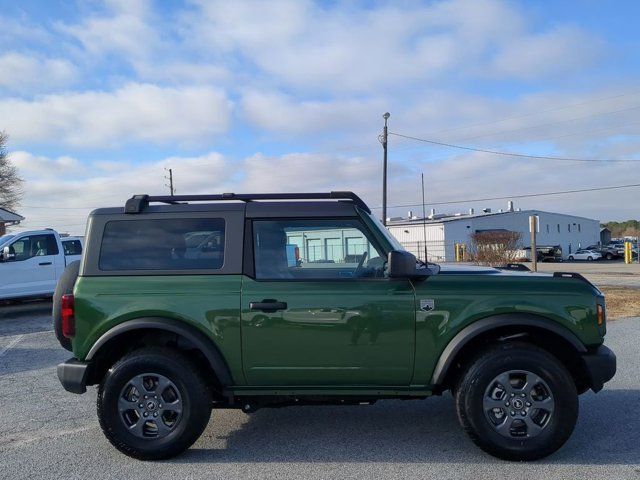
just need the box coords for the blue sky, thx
[1,0,640,234]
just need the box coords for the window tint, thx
[8,234,58,261]
[99,218,225,271]
[62,239,83,256]
[253,219,386,280]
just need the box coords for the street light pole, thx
[380,112,390,226]
[164,167,174,196]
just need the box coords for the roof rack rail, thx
[124,191,371,214]
[552,271,592,286]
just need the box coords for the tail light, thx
[596,303,605,326]
[294,246,300,262]
[61,294,75,338]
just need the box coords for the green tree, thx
[0,132,23,212]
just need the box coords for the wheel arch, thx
[85,317,233,389]
[431,313,588,390]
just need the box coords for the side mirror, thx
[388,250,419,278]
[2,245,15,261]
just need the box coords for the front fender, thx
[429,313,586,385]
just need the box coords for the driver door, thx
[241,217,416,386]
[0,234,58,298]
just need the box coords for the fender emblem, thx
[420,299,435,312]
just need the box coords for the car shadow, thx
[0,300,53,337]
[0,346,67,375]
[172,389,639,465]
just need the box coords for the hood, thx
[437,264,552,278]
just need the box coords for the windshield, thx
[364,211,405,251]
[0,234,15,247]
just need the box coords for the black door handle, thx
[38,262,52,266]
[249,299,288,312]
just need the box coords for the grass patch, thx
[599,287,640,320]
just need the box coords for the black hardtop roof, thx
[90,192,371,217]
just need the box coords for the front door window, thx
[253,219,386,280]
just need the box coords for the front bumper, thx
[57,358,90,394]
[582,345,616,392]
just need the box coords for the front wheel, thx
[455,342,578,461]
[568,256,574,261]
[587,256,593,261]
[97,347,212,460]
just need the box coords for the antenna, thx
[421,173,428,263]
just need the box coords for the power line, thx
[389,132,640,163]
[371,182,640,210]
[393,89,640,143]
[395,104,640,148]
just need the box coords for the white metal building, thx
[387,202,600,262]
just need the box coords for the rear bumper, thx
[57,358,90,394]
[582,345,616,393]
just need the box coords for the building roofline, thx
[387,209,599,226]
[0,207,25,222]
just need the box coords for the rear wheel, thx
[455,342,578,461]
[97,347,211,460]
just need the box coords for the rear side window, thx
[99,218,225,271]
[62,240,82,256]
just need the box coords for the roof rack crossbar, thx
[124,191,371,214]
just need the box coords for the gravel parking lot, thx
[0,301,639,480]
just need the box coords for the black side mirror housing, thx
[388,250,428,278]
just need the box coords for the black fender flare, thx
[430,313,587,385]
[85,317,233,386]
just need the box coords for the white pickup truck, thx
[0,229,83,301]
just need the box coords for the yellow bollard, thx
[625,242,632,264]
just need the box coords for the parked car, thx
[55,192,615,462]
[584,244,619,260]
[567,249,602,261]
[523,245,563,262]
[0,229,83,300]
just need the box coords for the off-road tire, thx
[97,347,212,460]
[455,342,578,461]
[52,260,80,351]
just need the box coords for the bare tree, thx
[469,230,522,266]
[0,132,23,212]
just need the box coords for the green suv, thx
[55,192,616,461]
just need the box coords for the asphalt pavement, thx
[0,302,639,479]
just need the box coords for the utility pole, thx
[164,168,174,196]
[529,215,538,272]
[421,173,428,263]
[379,112,390,226]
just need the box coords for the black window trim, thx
[245,216,395,283]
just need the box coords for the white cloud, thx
[57,0,158,60]
[186,0,602,92]
[241,90,385,135]
[490,26,603,79]
[11,151,83,177]
[0,53,77,93]
[0,83,232,147]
